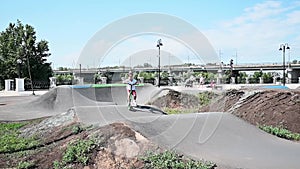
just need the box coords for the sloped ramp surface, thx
[74,105,163,126]
[129,113,300,169]
[72,105,300,169]
[72,84,158,105]
[0,84,165,120]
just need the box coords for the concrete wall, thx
[288,68,300,83]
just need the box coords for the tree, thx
[138,72,154,80]
[0,20,52,87]
[143,63,152,67]
[249,71,263,83]
[58,67,69,71]
[238,72,248,84]
[262,72,273,83]
[292,60,298,64]
[224,70,231,84]
[161,71,169,79]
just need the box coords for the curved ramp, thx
[127,112,300,169]
[0,84,166,120]
[71,84,158,105]
[74,110,300,169]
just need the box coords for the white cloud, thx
[203,1,300,64]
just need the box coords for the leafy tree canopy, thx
[0,20,52,87]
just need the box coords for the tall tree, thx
[0,20,52,88]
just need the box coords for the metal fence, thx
[25,81,50,90]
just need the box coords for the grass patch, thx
[16,161,35,169]
[259,125,300,141]
[141,150,216,169]
[0,122,39,153]
[0,122,29,132]
[53,139,97,169]
[163,108,197,115]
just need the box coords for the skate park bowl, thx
[0,84,167,121]
[0,83,300,169]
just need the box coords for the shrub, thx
[54,139,96,168]
[259,125,300,141]
[141,150,216,169]
[163,108,196,115]
[198,92,214,106]
[63,139,95,165]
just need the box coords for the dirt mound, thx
[0,114,158,169]
[200,89,300,133]
[150,90,200,109]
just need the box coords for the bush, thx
[139,72,155,80]
[54,139,96,168]
[63,139,95,165]
[141,150,216,169]
[163,108,196,114]
[259,125,300,140]
[198,92,214,106]
[54,74,74,85]
[238,72,247,84]
[262,72,273,83]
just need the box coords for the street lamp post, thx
[156,39,163,87]
[279,43,290,86]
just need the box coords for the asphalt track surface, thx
[0,84,300,169]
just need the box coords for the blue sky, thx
[1,0,300,68]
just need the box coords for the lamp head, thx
[17,59,22,64]
[157,39,163,47]
[286,46,290,50]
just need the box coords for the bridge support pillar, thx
[78,77,84,85]
[273,77,277,84]
[246,77,250,84]
[287,77,291,84]
[287,68,292,84]
[216,77,221,85]
[138,77,144,83]
[155,77,159,86]
[217,69,222,85]
[231,77,235,84]
[299,77,300,84]
[49,77,56,89]
[100,77,107,84]
[259,77,263,84]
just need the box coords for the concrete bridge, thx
[53,63,300,84]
